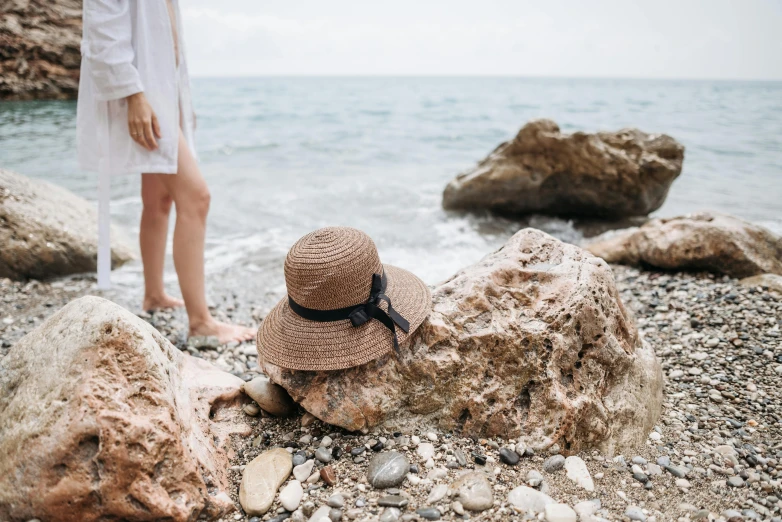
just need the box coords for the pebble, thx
[507,486,555,512]
[239,448,293,516]
[416,507,441,520]
[279,480,303,511]
[526,469,544,487]
[416,443,435,460]
[320,465,336,486]
[544,503,577,522]
[378,495,409,508]
[379,507,401,522]
[315,447,332,463]
[727,476,745,487]
[242,376,296,417]
[454,449,467,466]
[564,456,594,491]
[327,493,345,508]
[308,505,330,522]
[367,451,410,489]
[664,465,688,478]
[676,478,691,489]
[426,432,438,441]
[624,506,646,521]
[320,436,333,447]
[427,484,448,504]
[449,472,493,511]
[328,508,342,522]
[499,447,520,465]
[293,460,315,482]
[543,454,565,473]
[243,403,261,416]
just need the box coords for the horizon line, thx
[189,73,782,83]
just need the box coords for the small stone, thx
[417,443,435,460]
[665,465,689,478]
[308,505,331,522]
[378,495,409,508]
[426,432,438,442]
[544,503,577,522]
[243,403,261,416]
[631,456,647,465]
[320,465,336,486]
[320,436,333,447]
[727,476,745,487]
[268,515,290,522]
[327,493,345,508]
[633,472,649,484]
[526,470,544,487]
[624,506,646,521]
[379,508,401,522]
[499,448,520,466]
[473,454,487,466]
[279,480,304,511]
[371,440,385,452]
[242,376,296,417]
[656,456,670,467]
[452,501,465,516]
[239,448,293,516]
[454,449,467,467]
[449,472,493,511]
[508,486,555,512]
[328,508,342,522]
[416,507,441,520]
[301,412,317,427]
[293,452,307,467]
[293,460,315,482]
[367,451,410,489]
[428,484,448,504]
[543,455,566,473]
[564,456,594,491]
[315,447,332,463]
[676,478,691,489]
[428,467,447,481]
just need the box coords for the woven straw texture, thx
[257,227,432,371]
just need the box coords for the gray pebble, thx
[543,454,565,473]
[378,495,409,508]
[727,476,745,487]
[380,507,401,522]
[367,451,410,489]
[327,493,345,508]
[316,447,332,463]
[625,506,646,521]
[328,508,342,522]
[416,507,441,520]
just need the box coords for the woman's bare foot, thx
[143,293,185,312]
[189,319,256,345]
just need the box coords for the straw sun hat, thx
[257,227,432,371]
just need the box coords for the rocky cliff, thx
[0,0,82,101]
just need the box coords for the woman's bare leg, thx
[140,174,184,310]
[153,130,255,343]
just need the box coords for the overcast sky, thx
[181,0,782,80]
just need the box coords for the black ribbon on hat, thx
[287,272,410,353]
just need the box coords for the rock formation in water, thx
[0,296,251,522]
[261,228,663,455]
[586,211,782,278]
[442,119,684,219]
[0,0,82,100]
[0,168,134,280]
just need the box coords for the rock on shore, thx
[0,296,251,522]
[442,119,684,218]
[262,228,663,454]
[586,211,782,278]
[0,0,82,100]
[0,169,134,280]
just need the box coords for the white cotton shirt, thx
[77,0,196,176]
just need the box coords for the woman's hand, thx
[126,92,161,150]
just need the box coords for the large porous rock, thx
[442,119,684,218]
[0,0,82,100]
[0,296,252,522]
[261,229,663,454]
[586,212,782,278]
[0,169,134,280]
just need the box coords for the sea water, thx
[1,77,780,305]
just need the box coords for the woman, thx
[77,0,255,344]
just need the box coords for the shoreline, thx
[1,264,780,521]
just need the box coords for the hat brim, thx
[257,264,432,371]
